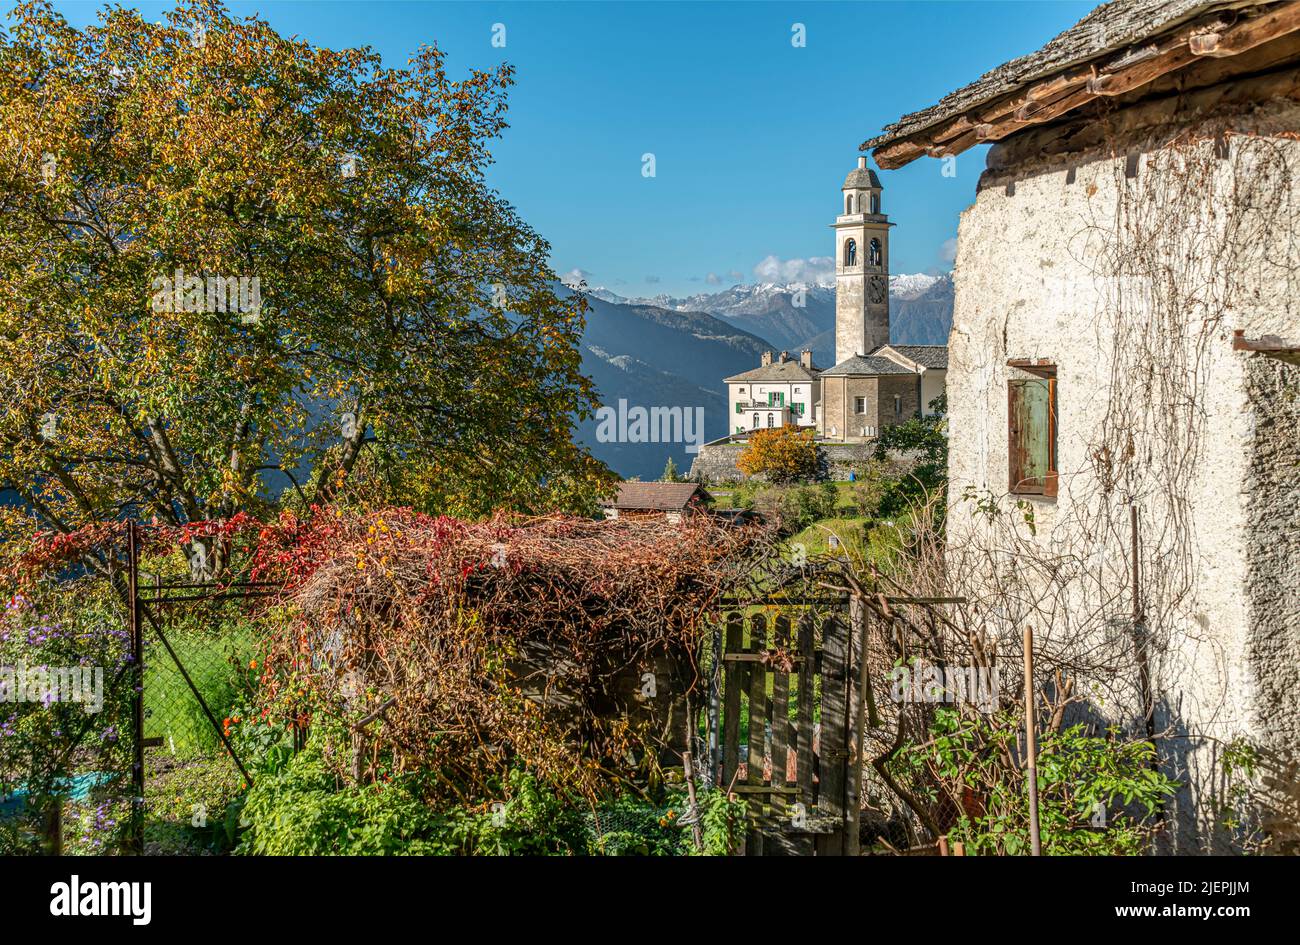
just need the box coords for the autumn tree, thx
[736,426,819,484]
[0,0,613,558]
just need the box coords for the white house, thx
[725,350,820,434]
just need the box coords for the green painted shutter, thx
[1009,377,1055,494]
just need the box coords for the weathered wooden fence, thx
[711,597,860,855]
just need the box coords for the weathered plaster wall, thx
[945,89,1300,852]
[1244,355,1300,851]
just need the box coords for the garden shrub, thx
[0,586,135,854]
[891,707,1177,855]
[237,740,743,856]
[737,426,819,484]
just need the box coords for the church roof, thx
[883,344,949,370]
[843,165,882,190]
[821,354,915,377]
[724,360,820,383]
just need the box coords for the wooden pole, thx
[682,751,705,853]
[847,596,870,857]
[1023,625,1042,856]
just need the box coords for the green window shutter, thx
[1008,377,1056,494]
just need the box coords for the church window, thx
[894,394,902,417]
[845,195,853,214]
[844,239,857,267]
[869,238,882,267]
[871,192,881,214]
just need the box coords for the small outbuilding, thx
[601,481,713,524]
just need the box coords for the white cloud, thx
[705,272,721,285]
[560,268,592,287]
[752,254,835,286]
[939,237,958,265]
[727,270,743,281]
[645,275,661,284]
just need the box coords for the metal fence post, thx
[128,522,145,854]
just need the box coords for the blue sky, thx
[44,0,1094,296]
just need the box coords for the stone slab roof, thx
[864,0,1228,153]
[821,354,916,377]
[603,481,711,511]
[885,344,949,370]
[724,360,820,384]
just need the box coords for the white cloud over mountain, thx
[939,237,958,264]
[751,254,835,287]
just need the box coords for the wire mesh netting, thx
[138,605,256,855]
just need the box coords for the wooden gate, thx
[713,597,863,855]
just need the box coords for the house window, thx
[869,238,882,267]
[752,413,759,428]
[766,413,775,428]
[1008,367,1058,497]
[792,403,804,417]
[735,403,744,414]
[768,391,784,406]
[854,396,866,414]
[844,239,857,267]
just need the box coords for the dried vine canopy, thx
[254,509,759,798]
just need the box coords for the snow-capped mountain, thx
[582,273,953,368]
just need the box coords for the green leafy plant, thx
[892,707,1176,855]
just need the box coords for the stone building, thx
[818,158,948,442]
[600,481,712,525]
[867,0,1300,852]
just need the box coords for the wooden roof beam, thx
[871,2,1300,170]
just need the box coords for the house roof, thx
[604,481,711,511]
[883,344,949,370]
[724,360,820,384]
[864,0,1300,168]
[820,354,917,377]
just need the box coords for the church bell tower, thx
[833,156,892,365]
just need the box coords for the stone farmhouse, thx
[867,0,1300,851]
